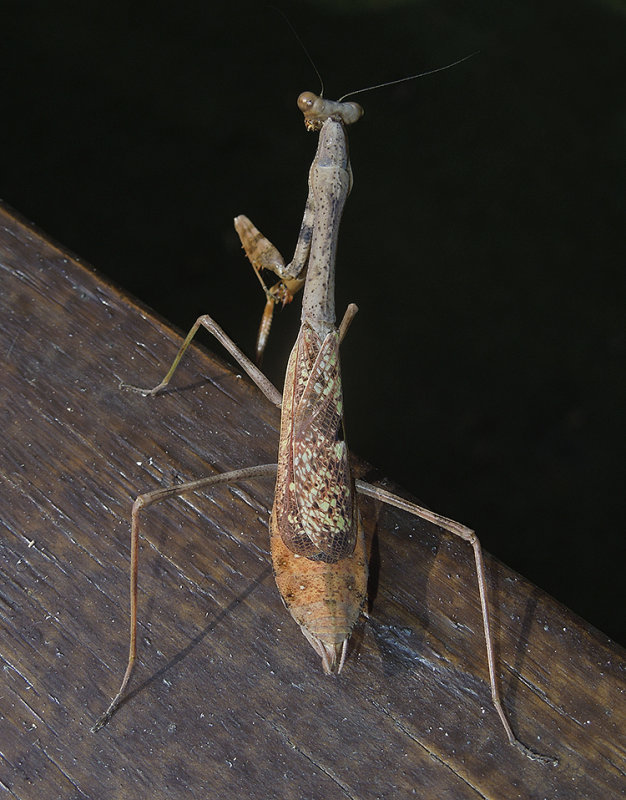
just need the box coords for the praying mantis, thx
[92,65,557,766]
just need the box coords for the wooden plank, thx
[0,202,623,798]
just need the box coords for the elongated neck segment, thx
[301,116,353,339]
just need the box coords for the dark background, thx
[2,1,624,644]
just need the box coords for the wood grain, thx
[0,203,623,798]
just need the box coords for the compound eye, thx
[297,91,317,113]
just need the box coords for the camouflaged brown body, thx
[234,101,368,671]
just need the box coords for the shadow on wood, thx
[0,203,623,797]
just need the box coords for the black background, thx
[2,0,624,644]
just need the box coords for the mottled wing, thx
[286,325,356,562]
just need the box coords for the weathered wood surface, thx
[0,202,623,799]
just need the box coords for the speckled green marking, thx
[274,322,357,563]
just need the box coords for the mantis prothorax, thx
[92,72,557,767]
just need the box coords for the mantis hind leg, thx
[92,463,278,732]
[355,479,558,766]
